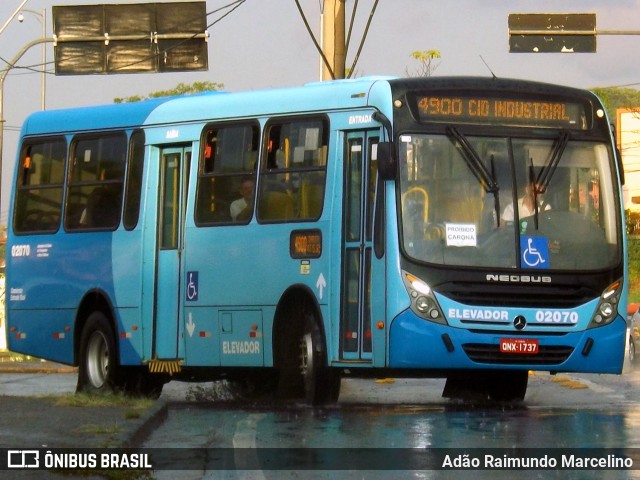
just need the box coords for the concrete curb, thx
[124,400,169,447]
[0,362,77,374]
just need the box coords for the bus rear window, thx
[14,138,66,234]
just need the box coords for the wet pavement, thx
[0,360,165,451]
[3,358,640,479]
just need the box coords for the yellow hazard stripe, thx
[147,360,182,375]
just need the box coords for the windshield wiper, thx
[528,131,569,230]
[447,127,499,193]
[536,131,570,193]
[446,126,501,225]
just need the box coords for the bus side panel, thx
[7,310,74,364]
[6,233,117,364]
[111,230,146,365]
[183,306,220,367]
[383,183,411,367]
[183,224,326,367]
[115,308,144,365]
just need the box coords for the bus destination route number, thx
[290,230,322,259]
[500,338,539,354]
[414,95,585,129]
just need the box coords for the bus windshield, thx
[399,133,620,271]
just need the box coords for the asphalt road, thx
[2,360,640,479]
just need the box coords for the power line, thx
[108,0,248,73]
[347,0,379,78]
[294,0,335,79]
[603,82,640,89]
[0,0,248,76]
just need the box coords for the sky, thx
[1,0,640,223]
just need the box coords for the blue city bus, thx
[5,76,627,402]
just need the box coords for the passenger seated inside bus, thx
[79,186,119,228]
[230,177,255,221]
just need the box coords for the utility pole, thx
[0,37,54,220]
[321,0,346,80]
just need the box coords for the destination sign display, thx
[412,95,587,129]
[290,229,322,259]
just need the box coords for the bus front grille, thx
[437,283,597,309]
[462,343,573,365]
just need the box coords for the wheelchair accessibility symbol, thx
[186,271,198,301]
[521,236,549,269]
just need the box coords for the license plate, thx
[500,338,539,354]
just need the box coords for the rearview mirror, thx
[377,142,396,180]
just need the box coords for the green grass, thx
[47,391,155,411]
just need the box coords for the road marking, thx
[233,414,266,478]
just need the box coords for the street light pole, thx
[18,8,47,110]
[321,0,345,80]
[0,0,30,37]
[0,36,54,220]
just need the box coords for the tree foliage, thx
[591,86,640,120]
[114,81,224,103]
[406,49,442,77]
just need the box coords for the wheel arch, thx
[73,289,118,366]
[272,284,329,367]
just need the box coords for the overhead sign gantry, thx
[52,2,208,74]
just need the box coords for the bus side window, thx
[65,133,126,231]
[14,138,66,234]
[195,122,259,226]
[257,117,328,223]
[123,130,145,230]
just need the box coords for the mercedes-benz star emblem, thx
[513,315,527,330]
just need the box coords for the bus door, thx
[341,130,385,364]
[153,145,191,359]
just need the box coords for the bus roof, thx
[143,76,394,126]
[386,76,596,99]
[18,76,598,138]
[18,77,395,137]
[19,95,180,136]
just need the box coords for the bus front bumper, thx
[388,310,626,374]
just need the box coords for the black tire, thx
[119,367,166,399]
[300,317,341,405]
[77,311,119,394]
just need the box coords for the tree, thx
[591,86,640,120]
[406,49,442,77]
[114,81,224,103]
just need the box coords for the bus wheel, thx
[299,318,341,405]
[120,367,166,399]
[77,312,118,394]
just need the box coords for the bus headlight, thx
[402,270,447,325]
[588,279,623,329]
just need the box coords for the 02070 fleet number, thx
[535,310,578,324]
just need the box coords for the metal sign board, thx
[508,13,597,53]
[52,2,208,74]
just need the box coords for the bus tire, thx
[120,367,166,399]
[77,311,119,394]
[300,317,341,405]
